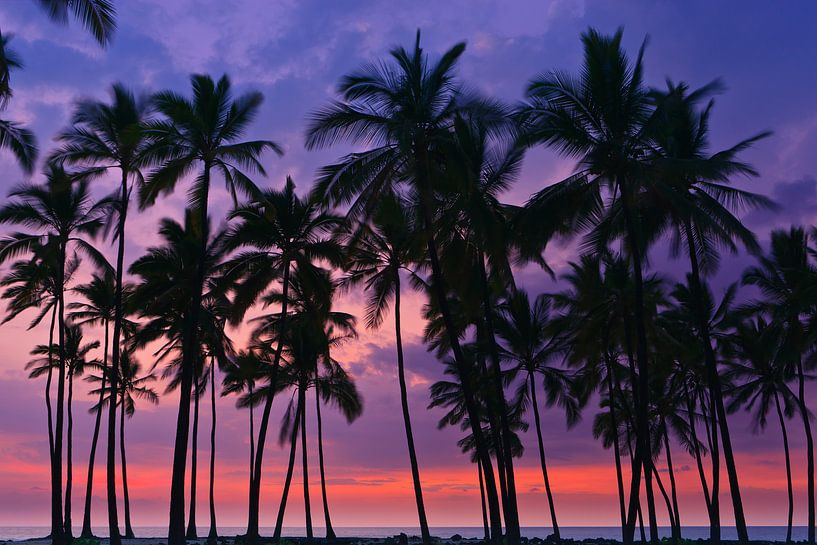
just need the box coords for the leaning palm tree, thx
[222,350,264,487]
[519,28,657,542]
[724,316,798,543]
[343,194,432,543]
[34,0,117,46]
[139,73,280,545]
[51,82,154,545]
[742,227,817,544]
[222,176,342,544]
[0,30,37,172]
[497,289,581,541]
[306,32,508,542]
[0,167,110,545]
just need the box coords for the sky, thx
[1,0,817,532]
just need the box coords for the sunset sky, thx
[1,0,817,531]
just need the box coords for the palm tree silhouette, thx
[34,0,117,46]
[0,31,36,172]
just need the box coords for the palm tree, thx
[222,176,342,544]
[34,0,117,46]
[641,79,773,543]
[497,289,580,541]
[306,32,509,542]
[0,30,37,172]
[343,194,432,543]
[742,227,817,544]
[519,28,657,542]
[221,351,264,489]
[0,167,110,545]
[725,316,798,543]
[51,82,155,545]
[139,73,280,545]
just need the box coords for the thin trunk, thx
[643,445,658,542]
[315,388,335,540]
[247,264,290,545]
[478,458,489,541]
[477,252,521,545]
[775,392,794,544]
[247,383,254,519]
[798,357,816,544]
[529,374,560,541]
[301,385,313,542]
[651,466,676,541]
[637,499,646,544]
[606,356,627,537]
[81,320,108,538]
[702,390,720,544]
[273,393,301,541]
[108,169,130,545]
[207,362,218,545]
[186,385,200,539]
[662,422,681,540]
[416,144,502,542]
[684,221,747,543]
[51,242,67,545]
[394,281,431,544]
[64,365,74,538]
[47,306,56,463]
[121,393,134,538]
[685,385,712,517]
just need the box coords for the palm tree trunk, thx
[477,252,521,545]
[797,357,816,544]
[64,365,74,539]
[108,169,130,545]
[315,390,335,540]
[478,458,489,541]
[121,393,134,538]
[247,264,290,545]
[620,186,654,545]
[81,320,108,537]
[249,383,255,484]
[529,375,560,541]
[662,422,681,540]
[51,242,67,545]
[683,221,747,544]
[301,385,313,542]
[416,147,502,543]
[47,306,56,464]
[606,356,627,537]
[651,466,676,541]
[187,385,200,539]
[394,282,431,545]
[207,362,218,545]
[775,392,794,543]
[273,394,301,541]
[701,390,720,544]
[684,385,712,520]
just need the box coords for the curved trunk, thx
[605,355,627,537]
[684,221,747,543]
[394,282,431,544]
[797,357,816,544]
[701,390,721,544]
[247,264,290,545]
[186,386,200,539]
[775,392,794,543]
[477,458,489,541]
[301,385,313,542]
[529,374,560,541]
[108,169,130,545]
[651,465,677,541]
[662,423,681,541]
[51,242,67,545]
[273,393,301,541]
[416,145,502,543]
[81,320,108,537]
[315,388,335,540]
[47,306,56,464]
[684,384,712,518]
[207,362,218,545]
[121,394,134,538]
[64,366,74,538]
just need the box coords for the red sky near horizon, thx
[1,0,817,531]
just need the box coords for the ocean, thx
[0,527,807,542]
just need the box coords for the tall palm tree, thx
[0,30,37,172]
[223,176,342,544]
[0,167,110,545]
[725,316,798,543]
[139,73,280,545]
[742,227,817,544]
[34,0,117,46]
[343,194,432,543]
[306,32,509,542]
[497,289,580,541]
[641,79,773,543]
[519,29,657,542]
[221,350,264,487]
[51,82,155,545]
